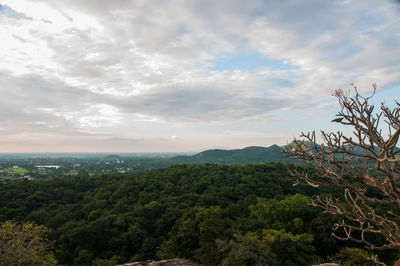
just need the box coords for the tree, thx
[216,232,278,266]
[261,229,317,266]
[284,83,400,253]
[0,220,56,265]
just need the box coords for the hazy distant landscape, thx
[0,145,295,181]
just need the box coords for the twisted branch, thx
[283,84,400,251]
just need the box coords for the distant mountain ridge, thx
[170,145,293,164]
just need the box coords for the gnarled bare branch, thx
[283,84,400,251]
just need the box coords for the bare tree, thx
[283,83,400,252]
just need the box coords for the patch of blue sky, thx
[207,49,299,72]
[0,4,31,20]
[358,9,388,30]
[320,43,358,62]
[375,86,400,104]
[349,73,365,81]
[253,79,296,95]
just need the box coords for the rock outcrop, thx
[119,258,200,266]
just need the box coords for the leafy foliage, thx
[334,247,375,266]
[216,232,278,266]
[0,163,396,265]
[171,145,294,164]
[0,220,56,265]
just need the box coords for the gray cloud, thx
[113,84,292,122]
[0,0,399,151]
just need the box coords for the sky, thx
[0,0,399,152]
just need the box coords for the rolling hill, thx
[170,145,293,164]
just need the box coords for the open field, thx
[0,168,29,175]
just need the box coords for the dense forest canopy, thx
[1,163,398,265]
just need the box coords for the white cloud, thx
[0,0,399,151]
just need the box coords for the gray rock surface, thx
[119,258,200,266]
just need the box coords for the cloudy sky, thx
[0,0,399,152]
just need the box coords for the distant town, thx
[0,146,291,181]
[0,153,187,181]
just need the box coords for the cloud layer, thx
[0,0,399,151]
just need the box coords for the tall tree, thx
[284,84,400,252]
[0,220,56,265]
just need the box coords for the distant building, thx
[22,175,33,180]
[13,166,20,169]
[35,165,62,169]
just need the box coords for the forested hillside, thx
[0,163,397,265]
[171,145,293,164]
